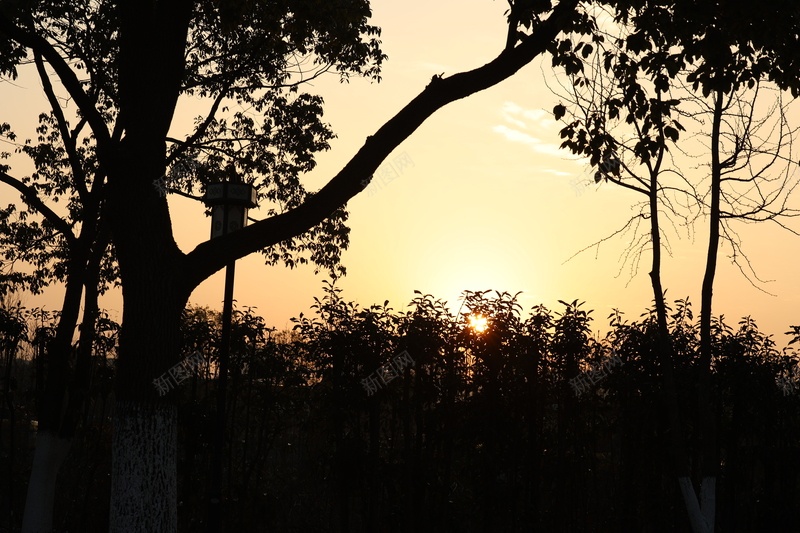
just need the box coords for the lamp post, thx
[203,169,257,533]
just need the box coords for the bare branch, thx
[33,52,90,202]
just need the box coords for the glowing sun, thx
[468,314,489,333]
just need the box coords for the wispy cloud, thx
[500,101,557,130]
[494,101,584,162]
[539,168,572,177]
[492,124,541,146]
[492,124,573,158]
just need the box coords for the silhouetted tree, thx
[552,3,800,530]
[0,1,594,529]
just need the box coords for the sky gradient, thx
[2,0,800,343]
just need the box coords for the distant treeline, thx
[2,283,800,532]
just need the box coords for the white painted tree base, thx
[678,476,716,533]
[110,401,177,533]
[22,430,72,533]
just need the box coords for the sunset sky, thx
[3,0,800,343]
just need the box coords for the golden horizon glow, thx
[468,314,489,334]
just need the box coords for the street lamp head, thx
[203,182,258,208]
[202,179,258,239]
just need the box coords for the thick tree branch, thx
[34,52,90,202]
[0,171,76,245]
[0,14,112,155]
[182,0,581,289]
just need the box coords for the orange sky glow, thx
[2,0,800,344]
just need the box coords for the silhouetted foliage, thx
[4,284,800,531]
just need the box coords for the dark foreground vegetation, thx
[2,283,800,532]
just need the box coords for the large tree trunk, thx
[106,258,187,533]
[105,137,190,533]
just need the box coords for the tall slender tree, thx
[551,3,800,531]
